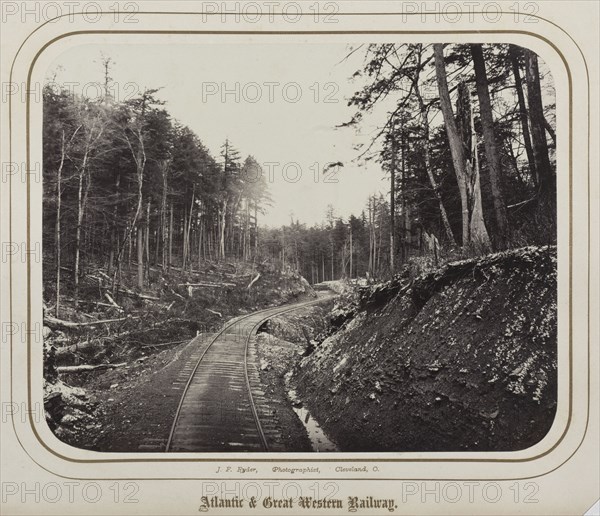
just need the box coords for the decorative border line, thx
[5,10,590,481]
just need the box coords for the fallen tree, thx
[247,273,261,290]
[57,362,127,373]
[104,292,123,311]
[53,317,201,356]
[178,282,236,288]
[44,315,136,330]
[141,339,188,349]
[115,287,160,301]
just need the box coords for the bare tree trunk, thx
[281,226,286,271]
[544,117,556,146]
[126,224,132,271]
[471,43,508,248]
[168,203,173,272]
[368,196,372,274]
[242,199,248,261]
[254,204,259,258]
[465,82,490,247]
[145,199,151,279]
[182,207,188,270]
[137,224,144,289]
[132,156,145,291]
[111,116,146,294]
[160,162,168,269]
[524,49,555,208]
[389,123,396,275]
[467,135,488,246]
[185,187,195,271]
[434,44,470,246]
[246,199,251,260]
[128,129,147,290]
[330,239,334,280]
[55,131,65,317]
[509,44,537,186]
[219,199,227,260]
[198,209,203,269]
[153,226,159,267]
[433,44,490,249]
[417,65,452,240]
[349,226,353,279]
[130,174,144,289]
[401,126,410,262]
[377,199,383,272]
[74,150,90,301]
[415,86,456,246]
[108,171,121,276]
[74,181,83,300]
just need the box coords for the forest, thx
[42,43,556,311]
[265,43,556,283]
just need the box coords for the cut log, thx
[57,362,127,373]
[247,273,261,290]
[178,282,236,288]
[44,315,134,329]
[170,289,185,300]
[53,317,198,357]
[206,308,222,318]
[77,300,120,310]
[55,338,110,356]
[104,292,123,311]
[141,339,187,348]
[111,286,160,301]
[65,297,120,311]
[97,270,111,280]
[137,293,160,301]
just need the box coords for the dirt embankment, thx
[255,301,336,452]
[291,246,557,452]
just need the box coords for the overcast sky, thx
[47,42,390,227]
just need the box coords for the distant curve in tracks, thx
[165,294,332,452]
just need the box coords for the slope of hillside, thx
[291,246,557,451]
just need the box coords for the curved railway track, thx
[165,295,332,452]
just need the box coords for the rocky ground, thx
[254,332,312,451]
[254,302,336,452]
[291,246,558,452]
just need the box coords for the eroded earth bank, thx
[271,246,557,452]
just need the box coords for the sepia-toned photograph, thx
[41,41,557,454]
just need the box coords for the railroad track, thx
[165,295,333,452]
